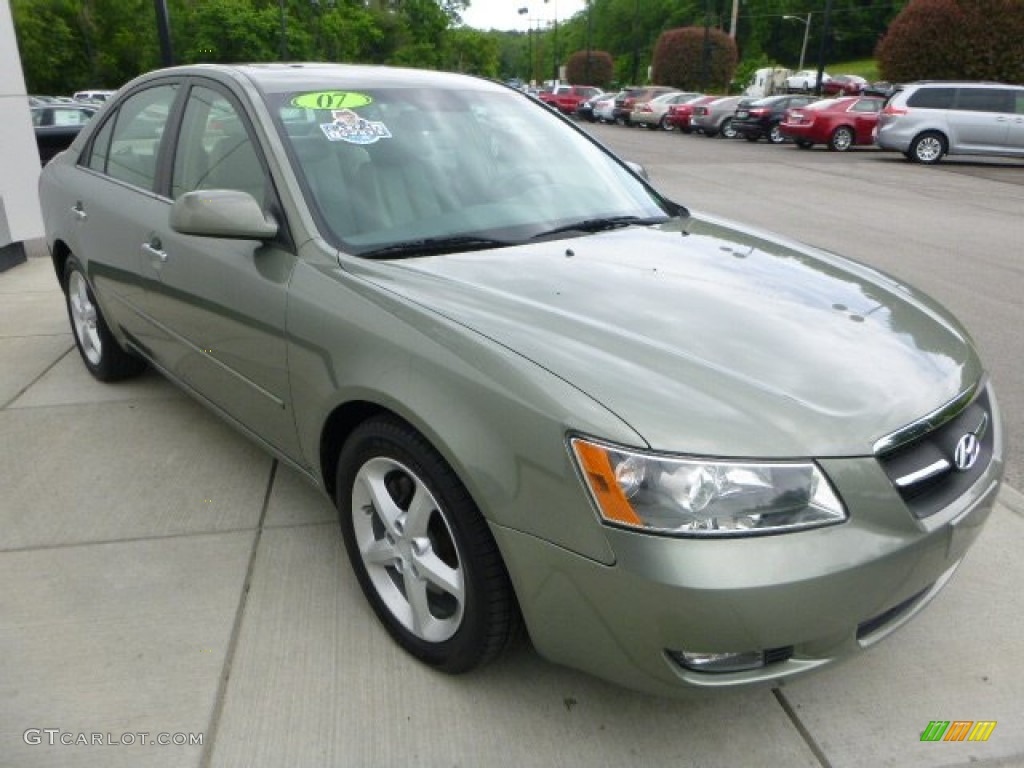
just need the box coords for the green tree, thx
[443,28,501,75]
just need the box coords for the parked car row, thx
[583,80,1024,164]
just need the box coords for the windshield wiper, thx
[531,215,668,240]
[358,235,512,259]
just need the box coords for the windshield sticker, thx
[292,91,372,110]
[320,109,392,145]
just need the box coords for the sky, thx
[459,0,588,32]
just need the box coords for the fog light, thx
[671,650,766,674]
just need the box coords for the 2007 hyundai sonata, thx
[39,64,1003,696]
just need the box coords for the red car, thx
[821,75,868,97]
[780,96,885,151]
[665,95,717,133]
[538,85,602,116]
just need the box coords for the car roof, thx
[127,63,506,97]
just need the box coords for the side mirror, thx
[625,160,649,181]
[170,189,278,240]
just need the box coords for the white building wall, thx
[0,0,44,256]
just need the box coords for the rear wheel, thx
[63,256,145,381]
[828,125,855,152]
[719,117,737,139]
[768,123,786,144]
[658,116,674,132]
[909,131,946,164]
[336,416,520,673]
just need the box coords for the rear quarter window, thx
[906,88,956,109]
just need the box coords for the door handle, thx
[71,202,87,222]
[142,240,168,263]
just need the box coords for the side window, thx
[906,88,956,109]
[171,86,266,204]
[86,114,115,173]
[105,84,178,190]
[1016,93,1024,115]
[851,99,881,113]
[954,88,1013,114]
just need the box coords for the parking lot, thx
[2,130,1023,768]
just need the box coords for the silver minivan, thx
[876,81,1024,163]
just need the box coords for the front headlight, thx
[570,437,846,536]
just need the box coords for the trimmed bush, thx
[876,0,1024,84]
[566,50,614,88]
[651,27,738,91]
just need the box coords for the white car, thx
[593,91,623,123]
[784,70,831,93]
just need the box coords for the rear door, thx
[1007,90,1024,153]
[849,97,882,143]
[61,82,182,339]
[948,88,1013,152]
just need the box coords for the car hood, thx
[350,214,982,457]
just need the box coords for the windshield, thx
[268,86,673,256]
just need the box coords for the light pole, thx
[544,0,558,85]
[585,0,593,84]
[518,7,531,83]
[782,13,811,71]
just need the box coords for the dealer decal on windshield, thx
[291,91,373,110]
[319,108,392,145]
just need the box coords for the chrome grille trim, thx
[894,459,951,488]
[872,379,982,456]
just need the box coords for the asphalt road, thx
[584,122,1024,490]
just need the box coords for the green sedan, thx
[39,64,1003,697]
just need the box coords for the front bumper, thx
[493,409,1003,697]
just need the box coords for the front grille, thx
[876,386,993,519]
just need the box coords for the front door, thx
[136,81,301,458]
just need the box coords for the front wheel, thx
[63,256,145,381]
[910,131,947,164]
[719,117,737,139]
[336,416,520,673]
[769,123,786,144]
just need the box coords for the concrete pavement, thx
[2,250,1022,768]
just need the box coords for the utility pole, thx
[729,0,738,39]
[814,0,834,95]
[153,0,174,66]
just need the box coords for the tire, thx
[719,117,737,139]
[744,135,759,143]
[336,416,520,673]
[645,121,659,131]
[795,139,813,149]
[828,126,855,152]
[909,131,946,164]
[658,116,674,132]
[768,123,786,144]
[63,255,145,381]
